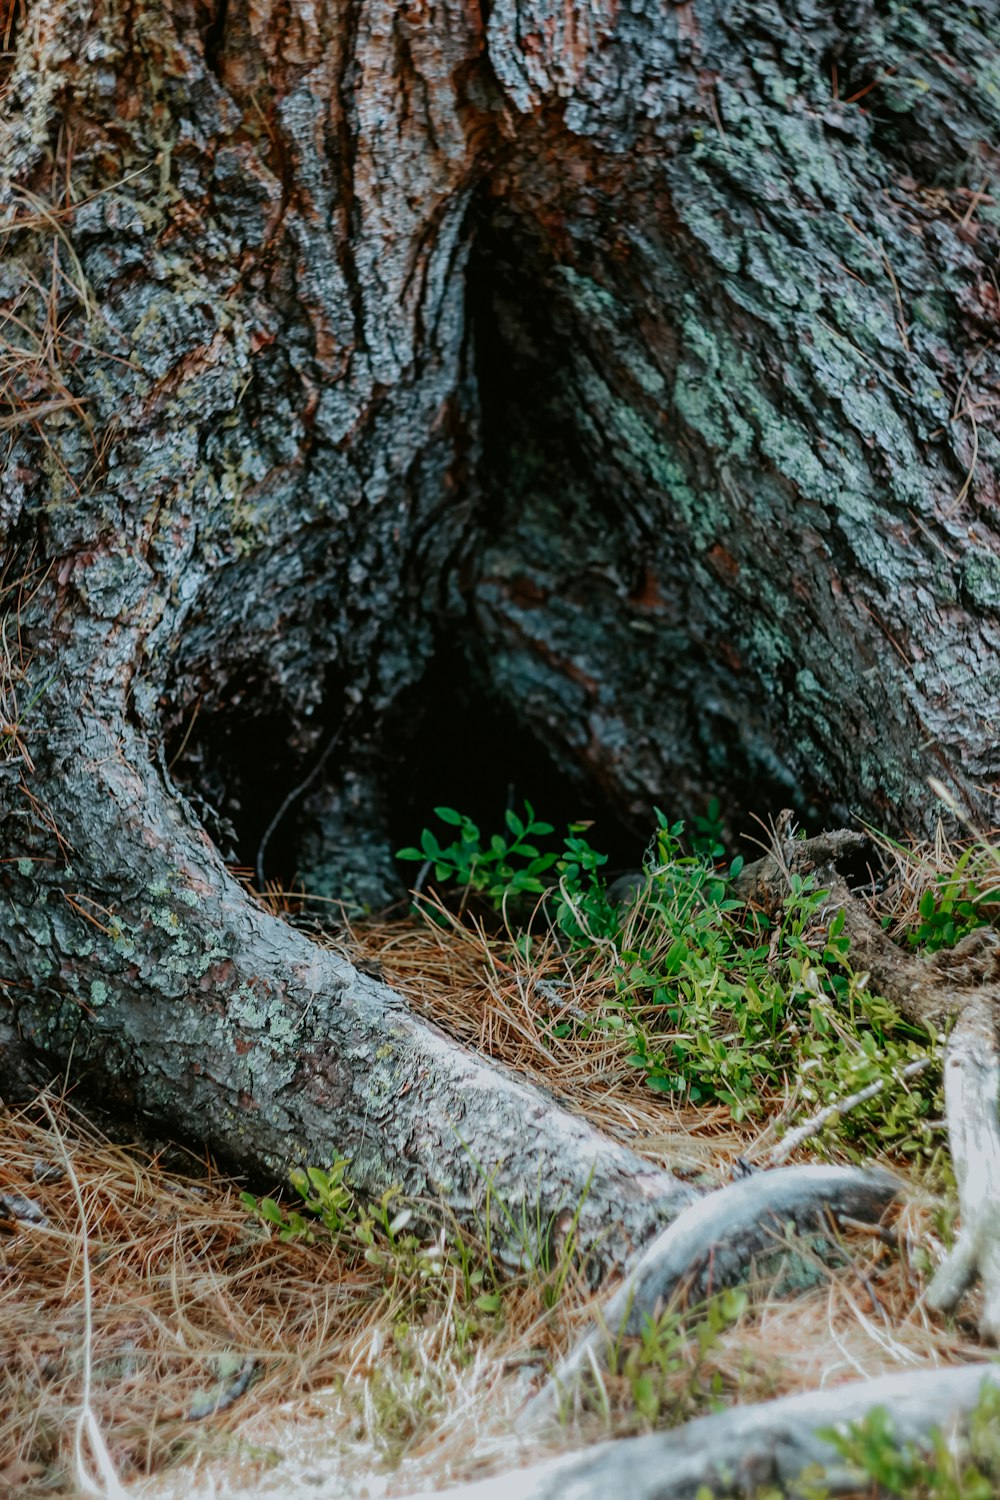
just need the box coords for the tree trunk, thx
[1,0,999,1245]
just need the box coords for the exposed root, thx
[926,992,1000,1341]
[519,1163,901,1428]
[422,1364,1000,1500]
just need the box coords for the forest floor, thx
[2,814,997,1498]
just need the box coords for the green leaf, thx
[505,809,524,837]
[646,1074,679,1094]
[396,847,423,862]
[434,806,463,825]
[475,1292,502,1312]
[631,1373,657,1418]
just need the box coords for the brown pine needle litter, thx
[1,871,991,1499]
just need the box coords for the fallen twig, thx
[763,1057,931,1167]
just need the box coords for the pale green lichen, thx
[109,920,136,958]
[962,549,1000,610]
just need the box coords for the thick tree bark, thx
[1,0,999,1258]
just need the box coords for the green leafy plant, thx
[240,1157,359,1244]
[608,816,942,1148]
[397,803,617,941]
[814,1383,1000,1498]
[690,795,726,860]
[400,800,946,1151]
[907,848,992,951]
[241,1160,509,1322]
[613,1287,748,1426]
[397,802,559,906]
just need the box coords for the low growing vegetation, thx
[813,1386,1000,1500]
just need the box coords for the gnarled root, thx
[421,1364,1000,1500]
[519,1163,900,1428]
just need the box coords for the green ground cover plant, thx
[762,1384,1000,1500]
[399,804,946,1157]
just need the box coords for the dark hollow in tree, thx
[1,0,999,1257]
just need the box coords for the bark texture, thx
[1,1,1000,1214]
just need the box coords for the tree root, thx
[926,990,1000,1342]
[0,718,699,1280]
[418,1364,1000,1500]
[519,1163,900,1428]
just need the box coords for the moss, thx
[225,983,299,1049]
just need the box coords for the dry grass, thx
[870,821,1000,940]
[0,1089,981,1500]
[0,1095,401,1495]
[2,861,991,1498]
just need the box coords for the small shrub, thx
[397,803,617,941]
[241,1164,468,1295]
[908,875,990,952]
[613,1287,748,1426]
[397,802,559,907]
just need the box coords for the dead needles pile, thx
[0,1097,388,1495]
